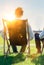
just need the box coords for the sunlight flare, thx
[3,13,15,21]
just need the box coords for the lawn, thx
[0,36,44,65]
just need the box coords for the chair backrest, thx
[7,20,27,46]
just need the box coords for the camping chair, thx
[2,19,29,55]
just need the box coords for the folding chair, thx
[2,19,29,54]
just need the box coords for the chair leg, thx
[4,35,6,54]
[7,44,10,54]
[26,41,30,56]
[42,40,44,53]
[6,39,10,54]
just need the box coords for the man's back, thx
[7,20,27,46]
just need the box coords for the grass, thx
[0,52,44,65]
[0,35,4,45]
[30,39,35,44]
[0,36,44,65]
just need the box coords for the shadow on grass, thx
[0,53,26,65]
[31,54,44,65]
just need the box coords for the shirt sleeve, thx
[39,30,44,39]
[27,21,34,40]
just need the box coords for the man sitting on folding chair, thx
[3,7,34,54]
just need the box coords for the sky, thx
[0,0,44,31]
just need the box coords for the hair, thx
[15,7,23,18]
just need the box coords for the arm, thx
[27,21,34,40]
[39,31,44,39]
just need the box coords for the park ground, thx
[0,35,44,65]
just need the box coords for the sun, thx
[3,13,15,21]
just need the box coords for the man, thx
[9,7,24,53]
[8,7,26,53]
[8,7,33,53]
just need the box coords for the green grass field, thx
[0,36,44,65]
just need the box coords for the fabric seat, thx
[7,20,27,46]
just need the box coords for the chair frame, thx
[2,19,30,56]
[2,19,10,55]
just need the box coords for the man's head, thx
[15,7,23,18]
